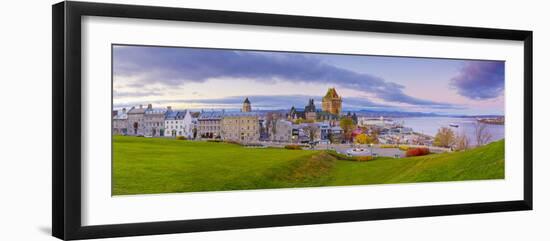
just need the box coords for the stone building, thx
[242,97,251,112]
[198,111,224,139]
[322,88,342,115]
[127,105,146,135]
[144,104,165,137]
[288,106,303,120]
[113,108,128,135]
[271,119,293,142]
[221,112,260,143]
[304,98,317,121]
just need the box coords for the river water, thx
[393,117,505,143]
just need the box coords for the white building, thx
[181,110,195,138]
[164,108,195,138]
[358,116,394,127]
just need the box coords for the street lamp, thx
[369,143,373,157]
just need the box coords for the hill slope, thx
[113,136,504,195]
[327,140,504,187]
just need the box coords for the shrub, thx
[354,156,374,162]
[398,145,410,151]
[176,136,187,140]
[326,150,352,160]
[379,144,398,148]
[207,140,222,143]
[354,133,378,145]
[284,144,302,150]
[406,147,430,157]
[326,150,374,162]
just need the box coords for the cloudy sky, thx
[113,45,505,115]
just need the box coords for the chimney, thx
[147,104,152,109]
[122,107,126,113]
[139,104,143,109]
[167,106,172,111]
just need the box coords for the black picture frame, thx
[52,1,533,240]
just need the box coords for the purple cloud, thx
[113,45,458,109]
[113,95,395,110]
[450,61,504,100]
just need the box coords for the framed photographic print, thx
[52,1,533,240]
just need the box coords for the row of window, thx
[167,120,188,124]
[200,126,220,131]
[225,119,254,124]
[199,120,221,125]
[145,122,162,127]
[166,126,184,129]
[223,126,256,131]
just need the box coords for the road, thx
[312,144,405,158]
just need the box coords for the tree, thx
[340,117,356,143]
[454,131,470,151]
[355,133,368,144]
[474,121,492,146]
[265,112,285,141]
[433,127,455,148]
[369,130,379,144]
[355,133,378,144]
[303,124,319,141]
[270,120,277,139]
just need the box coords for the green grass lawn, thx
[113,136,504,195]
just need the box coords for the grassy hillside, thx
[327,140,504,186]
[113,136,504,195]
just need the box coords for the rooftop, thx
[127,107,146,114]
[224,111,260,117]
[323,88,340,99]
[198,111,224,120]
[145,108,165,115]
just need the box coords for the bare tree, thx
[303,124,319,142]
[434,127,456,148]
[474,121,492,146]
[454,131,470,151]
[265,112,278,141]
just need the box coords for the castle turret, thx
[304,98,317,120]
[322,88,342,115]
[242,97,251,112]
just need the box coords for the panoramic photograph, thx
[111,44,505,195]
